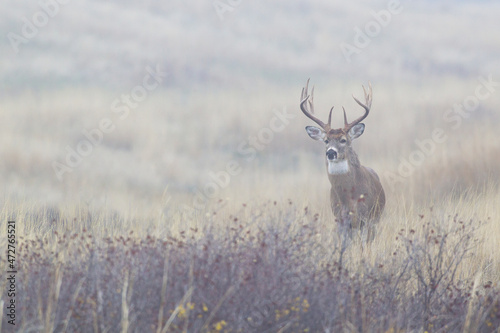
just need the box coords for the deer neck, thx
[327,159,350,175]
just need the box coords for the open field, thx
[1,0,500,332]
[1,187,500,331]
[0,81,499,331]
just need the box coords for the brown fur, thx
[326,131,385,240]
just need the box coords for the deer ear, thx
[348,123,365,140]
[305,126,326,141]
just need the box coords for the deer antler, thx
[344,82,372,131]
[300,79,333,131]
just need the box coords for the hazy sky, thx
[2,0,499,92]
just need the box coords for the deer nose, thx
[326,149,337,160]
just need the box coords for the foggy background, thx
[1,0,499,215]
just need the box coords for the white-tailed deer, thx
[300,79,385,240]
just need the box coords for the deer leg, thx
[339,205,353,239]
[367,223,376,242]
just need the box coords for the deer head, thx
[300,79,372,175]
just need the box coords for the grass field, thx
[1,81,499,332]
[1,1,500,332]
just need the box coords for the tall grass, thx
[0,78,499,331]
[1,199,499,332]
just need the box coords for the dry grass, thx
[0,195,499,332]
[0,78,500,331]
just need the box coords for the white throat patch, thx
[327,160,349,175]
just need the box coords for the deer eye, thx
[340,138,347,144]
[324,140,329,144]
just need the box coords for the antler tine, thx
[327,106,334,128]
[300,79,328,129]
[309,85,315,114]
[342,107,348,126]
[346,82,372,129]
[300,78,309,103]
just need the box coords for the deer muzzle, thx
[326,149,337,160]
